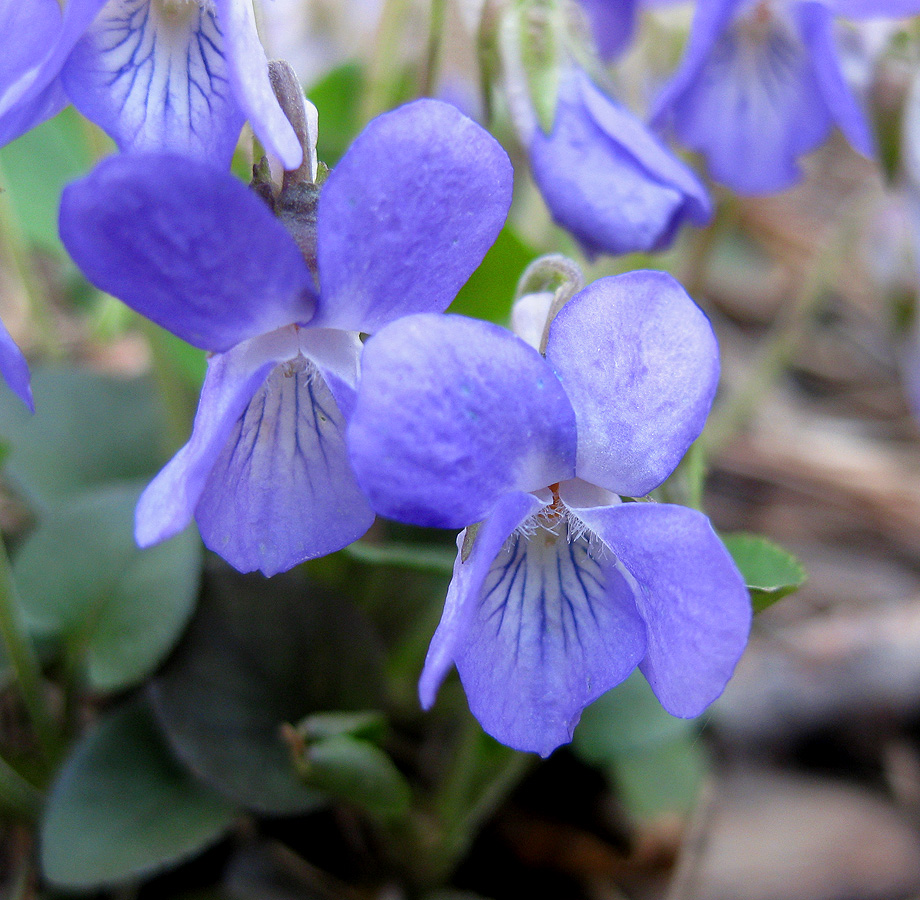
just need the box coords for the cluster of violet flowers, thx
[2,0,918,757]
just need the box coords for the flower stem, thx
[420,0,447,96]
[0,538,57,758]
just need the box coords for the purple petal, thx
[832,0,920,18]
[348,313,576,530]
[136,333,284,548]
[195,333,374,577]
[419,490,546,710]
[0,318,33,412]
[213,0,301,170]
[313,99,513,332]
[653,0,834,194]
[61,0,246,163]
[59,151,316,352]
[577,0,640,60]
[0,78,66,147]
[573,502,751,718]
[446,500,647,756]
[529,68,711,258]
[797,0,873,157]
[544,271,719,498]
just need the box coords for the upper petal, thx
[572,501,751,718]
[59,151,316,352]
[576,0,640,60]
[348,313,577,529]
[213,0,302,170]
[544,271,719,498]
[61,0,246,163]
[313,99,513,332]
[832,0,920,18]
[448,504,647,756]
[529,68,711,258]
[0,318,33,412]
[195,345,374,577]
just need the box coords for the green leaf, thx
[14,482,202,692]
[449,225,537,324]
[308,62,366,166]
[0,366,168,506]
[150,565,385,815]
[0,108,99,252]
[41,699,236,889]
[295,735,412,821]
[613,738,706,821]
[721,532,807,612]
[295,710,387,743]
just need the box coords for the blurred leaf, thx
[41,699,236,890]
[573,672,705,818]
[722,532,806,612]
[296,734,411,821]
[0,366,167,505]
[309,63,365,166]
[295,710,387,743]
[0,108,96,251]
[449,225,536,324]
[345,540,455,574]
[14,482,202,692]
[151,565,385,814]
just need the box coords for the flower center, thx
[152,0,203,27]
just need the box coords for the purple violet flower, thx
[59,99,513,576]
[517,67,712,258]
[651,0,920,195]
[0,0,302,169]
[0,319,33,412]
[347,271,751,756]
[577,0,640,60]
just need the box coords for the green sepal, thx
[509,0,564,134]
[721,532,807,613]
[293,710,387,744]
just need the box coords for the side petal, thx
[451,508,647,756]
[0,78,66,148]
[214,0,302,170]
[419,490,546,710]
[577,0,639,60]
[61,0,246,163]
[194,349,374,577]
[832,0,920,18]
[0,319,33,412]
[544,271,719,498]
[59,151,316,352]
[348,313,576,530]
[313,99,513,332]
[797,0,873,157]
[135,333,285,548]
[529,68,711,258]
[574,502,751,718]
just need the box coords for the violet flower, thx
[577,0,640,60]
[0,0,301,169]
[651,0,920,195]
[519,67,712,258]
[59,99,512,576]
[0,320,33,412]
[347,271,751,756]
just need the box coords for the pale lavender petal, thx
[0,78,66,147]
[213,0,301,170]
[195,348,374,576]
[451,507,647,756]
[544,271,719,498]
[0,318,33,412]
[577,0,639,60]
[530,68,711,258]
[135,333,284,548]
[573,502,751,718]
[832,0,920,17]
[419,491,548,709]
[348,313,576,530]
[798,0,873,156]
[62,0,246,163]
[313,99,513,332]
[59,151,316,352]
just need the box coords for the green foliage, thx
[722,532,807,612]
[150,565,385,814]
[573,672,705,820]
[14,482,201,692]
[449,226,538,324]
[41,699,236,890]
[0,366,168,506]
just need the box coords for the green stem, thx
[0,539,57,757]
[0,752,42,820]
[344,540,456,574]
[362,0,414,123]
[420,0,447,96]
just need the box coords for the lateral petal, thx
[314,99,513,332]
[59,152,316,352]
[544,271,719,498]
[62,0,246,163]
[573,502,751,718]
[348,313,576,530]
[0,318,33,412]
